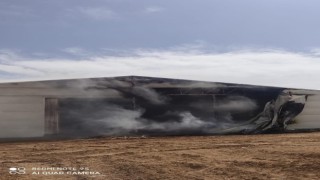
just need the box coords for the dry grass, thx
[1,133,320,179]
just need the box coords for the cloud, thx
[62,47,88,56]
[310,48,320,56]
[1,48,320,90]
[144,6,164,13]
[72,7,117,21]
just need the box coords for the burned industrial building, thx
[0,76,319,139]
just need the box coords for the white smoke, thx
[131,87,168,105]
[215,96,258,112]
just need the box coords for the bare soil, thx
[1,132,320,180]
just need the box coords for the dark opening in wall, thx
[55,87,281,137]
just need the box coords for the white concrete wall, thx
[0,96,45,138]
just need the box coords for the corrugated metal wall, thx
[288,95,320,130]
[0,96,45,138]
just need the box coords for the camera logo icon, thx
[9,167,26,174]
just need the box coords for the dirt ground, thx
[1,132,320,180]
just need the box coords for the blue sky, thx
[1,0,320,89]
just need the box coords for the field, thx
[1,132,320,180]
